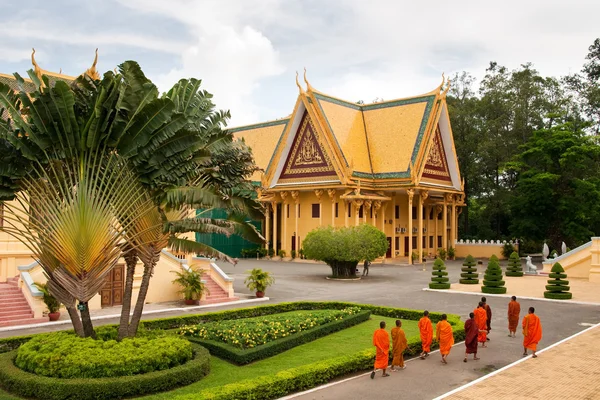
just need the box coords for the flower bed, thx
[15,331,192,379]
[179,307,362,349]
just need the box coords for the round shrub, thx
[459,254,478,284]
[544,263,572,299]
[506,251,523,277]
[15,332,193,379]
[429,258,450,289]
[481,257,506,294]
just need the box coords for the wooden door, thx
[404,236,409,256]
[386,237,392,258]
[100,265,124,307]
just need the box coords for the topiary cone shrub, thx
[481,256,506,294]
[459,255,479,284]
[429,258,450,289]
[544,262,572,300]
[505,251,523,277]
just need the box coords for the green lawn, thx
[0,316,419,400]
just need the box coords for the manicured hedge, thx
[0,345,210,400]
[429,258,450,289]
[0,334,34,354]
[544,262,572,300]
[16,332,193,378]
[459,255,479,284]
[188,310,371,364]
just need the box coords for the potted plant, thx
[33,282,61,321]
[244,268,275,298]
[278,249,286,258]
[447,246,456,260]
[171,266,209,305]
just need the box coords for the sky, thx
[0,0,598,127]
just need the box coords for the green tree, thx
[481,257,506,294]
[544,262,572,300]
[302,224,387,278]
[505,251,523,277]
[429,258,450,289]
[459,255,478,284]
[509,123,600,249]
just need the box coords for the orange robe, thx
[436,320,454,356]
[508,300,521,332]
[522,313,542,351]
[473,307,487,343]
[373,328,390,369]
[418,316,433,352]
[391,327,408,366]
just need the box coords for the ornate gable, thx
[422,125,452,183]
[277,110,338,184]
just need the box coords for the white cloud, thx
[0,46,33,63]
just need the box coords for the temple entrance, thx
[100,264,124,307]
[386,237,392,258]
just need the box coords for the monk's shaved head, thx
[478,301,484,307]
[529,307,535,314]
[481,297,487,302]
[469,312,474,319]
[396,320,402,327]
[380,321,386,329]
[512,296,517,301]
[423,310,429,316]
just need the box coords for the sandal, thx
[474,357,480,360]
[382,373,390,377]
[463,358,467,363]
[370,371,375,379]
[532,354,537,358]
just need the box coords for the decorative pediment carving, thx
[422,126,451,183]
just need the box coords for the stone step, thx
[0,313,34,322]
[0,317,49,327]
[201,297,239,305]
[0,286,20,293]
[0,307,34,317]
[0,299,29,306]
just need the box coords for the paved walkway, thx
[441,324,600,400]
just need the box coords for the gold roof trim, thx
[83,48,101,80]
[295,71,304,94]
[303,67,314,91]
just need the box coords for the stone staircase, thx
[0,276,48,327]
[202,273,238,304]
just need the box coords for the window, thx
[312,204,320,218]
[395,205,399,219]
[429,236,434,248]
[422,236,426,248]
[438,236,442,248]
[412,236,417,248]
[412,207,417,220]
[358,205,364,218]
[395,237,400,251]
[429,208,434,220]
[422,208,427,219]
[348,204,351,218]
[335,202,339,218]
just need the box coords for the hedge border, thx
[0,344,210,400]
[543,291,573,300]
[481,286,507,294]
[188,310,371,365]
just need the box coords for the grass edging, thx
[188,310,371,365]
[0,344,210,400]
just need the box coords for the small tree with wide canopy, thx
[302,224,388,278]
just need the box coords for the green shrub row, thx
[188,310,371,365]
[0,345,210,400]
[193,328,464,400]
[180,307,363,349]
[15,332,193,379]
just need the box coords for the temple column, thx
[407,189,414,264]
[392,194,396,257]
[364,200,371,225]
[418,191,428,264]
[280,192,288,254]
[271,201,278,256]
[327,189,336,226]
[451,194,457,248]
[425,205,431,256]
[291,191,299,253]
[380,202,386,232]
[373,200,381,231]
[443,195,448,250]
[353,200,363,226]
[264,203,270,250]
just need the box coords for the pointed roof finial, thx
[31,48,44,85]
[83,48,101,80]
[295,71,304,94]
[303,67,313,91]
[442,78,452,97]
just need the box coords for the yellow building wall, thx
[454,243,515,260]
[542,238,600,282]
[0,199,35,282]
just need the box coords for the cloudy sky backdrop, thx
[1,0,598,126]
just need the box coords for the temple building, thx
[232,73,465,263]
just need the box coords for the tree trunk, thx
[66,306,85,337]
[128,249,160,337]
[118,249,138,341]
[80,302,96,339]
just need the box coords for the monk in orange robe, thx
[473,302,488,347]
[522,306,542,358]
[507,296,521,338]
[418,310,433,359]
[391,320,408,371]
[481,296,492,337]
[371,321,390,378]
[435,314,454,364]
